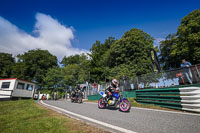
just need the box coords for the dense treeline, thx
[159,9,200,69]
[0,9,199,91]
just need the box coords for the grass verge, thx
[0,100,110,133]
[128,98,165,109]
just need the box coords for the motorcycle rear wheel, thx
[98,98,106,109]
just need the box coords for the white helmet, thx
[112,79,118,86]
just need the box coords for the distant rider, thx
[75,84,82,99]
[70,89,76,99]
[105,79,118,102]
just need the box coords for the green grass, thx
[128,97,160,108]
[127,97,181,111]
[0,100,85,133]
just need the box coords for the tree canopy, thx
[89,37,116,82]
[62,54,90,86]
[0,52,15,78]
[109,28,154,78]
[11,49,58,87]
[43,67,64,91]
[160,9,200,69]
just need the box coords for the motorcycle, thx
[98,90,131,112]
[71,90,83,103]
[77,90,84,103]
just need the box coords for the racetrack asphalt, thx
[42,100,200,133]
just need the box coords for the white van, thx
[0,78,35,99]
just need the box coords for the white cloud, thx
[153,37,165,47]
[0,13,88,60]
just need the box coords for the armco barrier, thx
[136,84,200,113]
[123,91,136,98]
[87,94,102,101]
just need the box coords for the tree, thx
[0,52,15,78]
[175,9,200,64]
[159,34,178,69]
[43,67,64,92]
[89,37,116,82]
[61,54,82,66]
[109,28,154,78]
[11,49,58,87]
[62,53,90,85]
[160,9,200,69]
[63,64,79,86]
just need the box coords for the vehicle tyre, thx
[98,98,106,109]
[119,99,131,112]
[78,96,83,103]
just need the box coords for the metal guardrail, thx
[136,85,200,113]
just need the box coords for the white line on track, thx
[40,100,137,133]
[85,101,200,116]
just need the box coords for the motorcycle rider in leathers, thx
[105,79,118,103]
[75,84,82,99]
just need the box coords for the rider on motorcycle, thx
[71,85,82,100]
[70,89,76,98]
[105,79,118,102]
[75,84,82,99]
[98,79,130,112]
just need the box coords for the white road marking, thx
[40,100,137,133]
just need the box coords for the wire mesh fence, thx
[132,64,200,90]
[85,84,107,97]
[85,64,200,96]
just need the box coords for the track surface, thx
[43,100,200,133]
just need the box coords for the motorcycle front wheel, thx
[78,96,83,103]
[119,99,131,112]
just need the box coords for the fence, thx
[132,64,200,90]
[85,84,107,100]
[86,64,200,92]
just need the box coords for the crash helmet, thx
[111,79,118,87]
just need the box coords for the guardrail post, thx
[195,65,200,78]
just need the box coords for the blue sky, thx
[0,0,199,59]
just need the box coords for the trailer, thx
[0,78,35,100]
